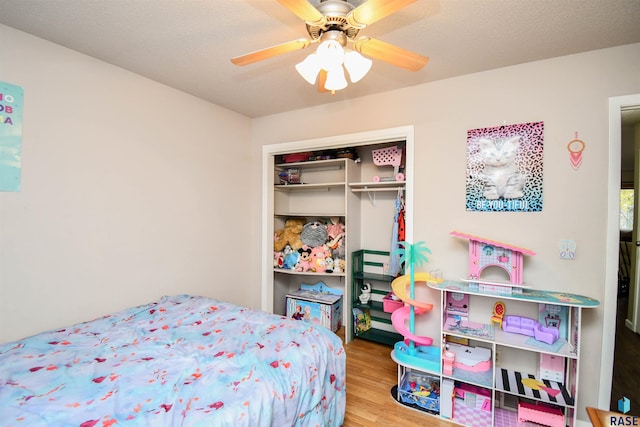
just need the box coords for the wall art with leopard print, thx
[466,121,544,212]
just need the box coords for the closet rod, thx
[351,187,404,193]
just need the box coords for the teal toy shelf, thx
[351,249,403,346]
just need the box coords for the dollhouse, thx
[390,230,600,427]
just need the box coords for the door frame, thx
[600,93,640,407]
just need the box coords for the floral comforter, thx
[0,295,346,426]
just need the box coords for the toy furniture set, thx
[390,231,599,427]
[490,301,505,328]
[501,314,559,345]
[455,382,493,412]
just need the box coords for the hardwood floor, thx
[343,336,454,426]
[610,295,640,415]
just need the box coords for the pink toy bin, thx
[383,292,404,313]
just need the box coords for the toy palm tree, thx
[394,241,431,353]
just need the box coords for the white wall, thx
[251,43,640,422]
[0,25,253,343]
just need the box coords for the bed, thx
[0,294,346,426]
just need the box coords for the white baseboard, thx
[625,318,636,332]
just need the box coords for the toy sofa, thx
[534,322,559,345]
[503,315,535,335]
[502,315,559,345]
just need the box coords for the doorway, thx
[621,105,640,334]
[602,94,640,411]
[611,103,640,412]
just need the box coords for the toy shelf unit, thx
[272,157,361,340]
[351,249,404,346]
[421,280,599,427]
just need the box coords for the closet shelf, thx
[349,181,405,193]
[275,159,345,171]
[274,268,346,277]
[275,182,345,191]
[275,212,345,218]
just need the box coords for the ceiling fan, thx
[231,0,429,93]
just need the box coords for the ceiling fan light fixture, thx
[324,66,348,91]
[295,53,321,84]
[343,50,372,83]
[316,39,345,70]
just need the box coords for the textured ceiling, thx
[0,0,639,118]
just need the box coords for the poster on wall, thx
[0,81,23,192]
[465,121,544,212]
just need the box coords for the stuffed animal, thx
[333,242,345,262]
[326,217,345,250]
[296,246,312,272]
[274,217,306,252]
[273,251,284,269]
[325,257,334,273]
[309,245,331,272]
[301,221,328,248]
[282,245,299,270]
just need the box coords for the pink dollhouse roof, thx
[450,231,536,256]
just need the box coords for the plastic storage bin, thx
[398,369,440,413]
[382,292,404,313]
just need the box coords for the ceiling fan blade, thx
[354,37,428,72]
[231,38,311,66]
[276,0,325,25]
[348,0,416,27]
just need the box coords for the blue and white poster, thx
[0,81,23,192]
